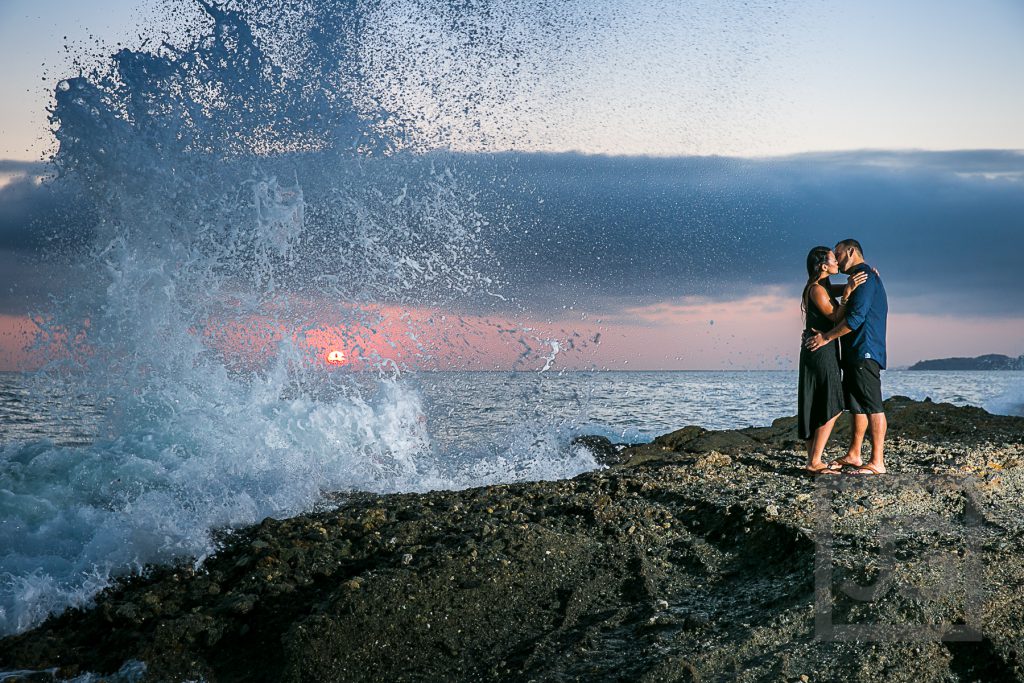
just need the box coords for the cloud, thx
[777,149,1024,176]
[453,149,1024,316]
[0,149,1022,319]
[0,160,48,174]
[0,166,95,315]
[0,168,93,254]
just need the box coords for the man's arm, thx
[841,273,876,331]
[805,320,852,351]
[805,275,875,351]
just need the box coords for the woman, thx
[798,246,866,474]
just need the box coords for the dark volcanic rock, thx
[2,398,1024,682]
[569,434,623,466]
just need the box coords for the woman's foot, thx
[805,463,840,475]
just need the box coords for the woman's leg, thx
[806,412,841,469]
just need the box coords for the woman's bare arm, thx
[809,271,867,324]
[808,284,843,323]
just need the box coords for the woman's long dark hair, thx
[801,246,832,319]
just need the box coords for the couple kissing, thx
[798,239,889,476]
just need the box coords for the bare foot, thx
[805,464,840,475]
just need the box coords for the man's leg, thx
[865,411,887,472]
[846,412,868,465]
[843,360,886,472]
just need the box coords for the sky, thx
[4,0,1024,158]
[1,0,1023,370]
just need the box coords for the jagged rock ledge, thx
[2,397,1024,682]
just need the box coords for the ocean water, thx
[417,369,1024,445]
[2,369,1023,636]
[5,369,1022,452]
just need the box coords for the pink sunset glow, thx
[0,314,40,370]
[3,297,1022,373]
[572,297,1024,370]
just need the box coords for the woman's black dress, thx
[798,292,844,440]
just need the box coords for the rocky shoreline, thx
[2,397,1024,682]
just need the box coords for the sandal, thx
[845,463,886,475]
[826,455,862,471]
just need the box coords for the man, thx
[805,239,888,475]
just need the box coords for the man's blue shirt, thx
[841,262,888,369]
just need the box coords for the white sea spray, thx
[1,0,599,635]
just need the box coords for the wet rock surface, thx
[3,397,1024,682]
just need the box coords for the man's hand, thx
[805,330,828,352]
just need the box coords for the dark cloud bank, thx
[1,149,1022,317]
[465,149,1024,316]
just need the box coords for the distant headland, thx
[909,353,1024,371]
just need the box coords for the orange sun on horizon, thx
[326,349,347,366]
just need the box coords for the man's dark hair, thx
[835,238,863,256]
